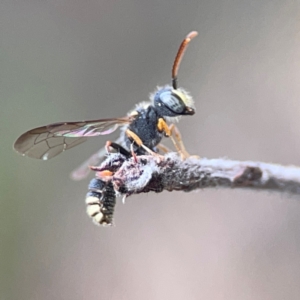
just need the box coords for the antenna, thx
[172,31,198,89]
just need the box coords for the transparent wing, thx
[14,117,133,160]
[70,136,123,181]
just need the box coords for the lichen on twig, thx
[94,152,300,197]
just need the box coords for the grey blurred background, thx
[1,1,300,299]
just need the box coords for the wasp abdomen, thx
[85,179,116,226]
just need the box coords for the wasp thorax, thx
[153,86,195,117]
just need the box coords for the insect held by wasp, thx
[14,31,198,181]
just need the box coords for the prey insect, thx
[14,31,198,226]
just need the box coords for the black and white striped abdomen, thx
[85,178,116,226]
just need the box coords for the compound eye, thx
[158,89,185,114]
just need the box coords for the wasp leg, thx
[125,129,159,156]
[157,119,189,158]
[156,143,171,154]
[71,136,124,181]
[157,118,171,137]
[157,118,181,152]
[157,118,184,155]
[90,141,130,175]
[130,143,138,163]
[157,118,183,153]
[169,124,194,160]
[105,141,131,158]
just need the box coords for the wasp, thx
[14,31,198,226]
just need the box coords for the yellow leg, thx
[157,118,193,159]
[157,118,171,136]
[169,124,192,160]
[125,129,159,156]
[157,118,184,154]
[157,144,171,154]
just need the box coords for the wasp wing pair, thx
[14,116,134,180]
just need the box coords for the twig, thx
[94,152,300,196]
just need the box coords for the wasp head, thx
[152,85,195,120]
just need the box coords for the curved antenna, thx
[172,31,198,89]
